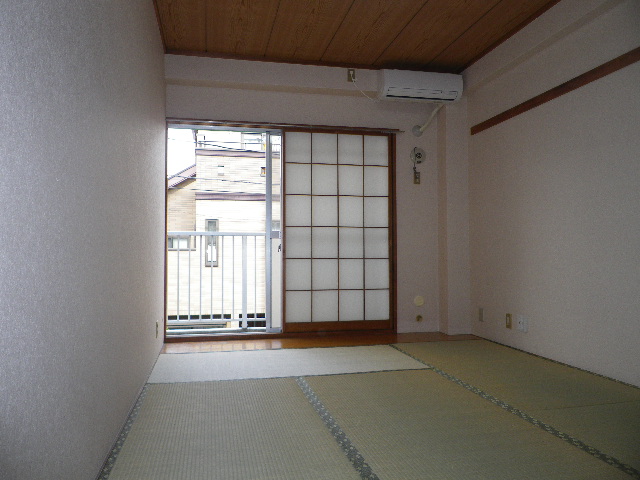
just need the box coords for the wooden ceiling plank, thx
[155,0,207,51]
[374,0,501,70]
[205,0,280,58]
[429,0,559,72]
[265,0,354,63]
[321,0,427,65]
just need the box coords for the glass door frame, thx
[165,122,282,335]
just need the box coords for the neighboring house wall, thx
[0,1,166,479]
[167,177,196,232]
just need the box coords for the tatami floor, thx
[102,333,640,479]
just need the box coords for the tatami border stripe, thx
[390,344,640,479]
[296,376,380,480]
[97,385,149,480]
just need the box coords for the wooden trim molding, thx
[284,320,391,333]
[167,118,401,135]
[471,46,640,135]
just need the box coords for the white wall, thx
[166,56,450,333]
[465,0,640,386]
[437,100,471,335]
[0,1,166,478]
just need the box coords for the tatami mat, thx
[529,401,640,471]
[107,379,361,480]
[106,341,640,479]
[148,345,427,383]
[396,340,640,473]
[306,369,631,480]
[396,341,640,410]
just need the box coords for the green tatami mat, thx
[394,340,640,473]
[305,370,631,480]
[395,341,640,410]
[108,379,361,480]
[529,401,640,471]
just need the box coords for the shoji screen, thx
[283,131,394,331]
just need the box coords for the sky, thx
[167,128,196,176]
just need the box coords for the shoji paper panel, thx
[284,131,391,326]
[286,291,311,322]
[365,290,389,320]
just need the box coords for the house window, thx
[205,219,219,267]
[168,236,192,250]
[242,132,265,151]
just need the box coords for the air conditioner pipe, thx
[411,104,444,137]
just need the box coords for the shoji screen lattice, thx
[283,131,393,330]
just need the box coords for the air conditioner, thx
[378,69,463,102]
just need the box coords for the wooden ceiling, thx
[154,0,559,73]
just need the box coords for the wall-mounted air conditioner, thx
[378,69,463,102]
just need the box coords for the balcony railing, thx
[166,231,267,336]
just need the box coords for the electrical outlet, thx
[516,314,528,332]
[347,68,356,82]
[478,307,484,322]
[155,321,159,338]
[506,313,512,329]
[413,171,421,184]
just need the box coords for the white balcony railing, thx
[166,231,267,336]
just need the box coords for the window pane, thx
[364,197,388,227]
[338,165,363,195]
[286,291,311,322]
[339,259,363,289]
[312,164,337,195]
[286,259,311,290]
[365,289,389,320]
[286,196,311,226]
[312,196,337,226]
[312,291,338,322]
[364,136,388,166]
[365,259,389,289]
[339,290,364,321]
[286,132,311,163]
[286,164,311,194]
[338,134,363,165]
[312,227,338,258]
[312,133,337,164]
[286,227,311,258]
[339,197,363,227]
[363,166,388,196]
[312,259,338,290]
[364,228,388,258]
[339,228,363,258]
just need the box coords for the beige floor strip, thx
[148,345,427,383]
[306,369,632,480]
[107,379,361,480]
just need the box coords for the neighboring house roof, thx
[168,164,196,189]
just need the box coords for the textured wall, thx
[466,0,640,386]
[0,1,166,478]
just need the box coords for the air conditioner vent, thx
[379,70,463,103]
